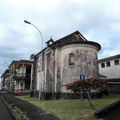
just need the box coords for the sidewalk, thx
[0,92,60,120]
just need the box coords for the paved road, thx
[0,92,60,120]
[0,97,15,120]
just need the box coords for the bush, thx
[62,78,107,109]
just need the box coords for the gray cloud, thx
[0,0,120,78]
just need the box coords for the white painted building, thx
[98,54,120,79]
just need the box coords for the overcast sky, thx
[0,0,120,79]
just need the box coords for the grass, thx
[15,92,30,96]
[16,94,120,120]
[12,106,21,120]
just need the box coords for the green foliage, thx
[3,68,17,75]
[63,78,106,93]
[30,54,36,60]
[3,69,10,74]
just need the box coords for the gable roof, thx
[51,31,87,45]
[33,30,101,58]
[50,31,101,51]
[98,54,120,63]
[50,31,87,47]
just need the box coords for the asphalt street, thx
[0,92,60,120]
[0,96,15,120]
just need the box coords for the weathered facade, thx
[32,31,101,99]
[8,60,33,93]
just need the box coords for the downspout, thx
[22,63,24,90]
[33,58,37,97]
[30,63,34,97]
[52,48,55,99]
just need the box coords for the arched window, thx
[69,53,74,65]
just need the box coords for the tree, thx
[2,69,10,83]
[30,54,36,60]
[62,78,106,109]
[3,69,10,89]
[3,69,16,93]
[3,69,10,74]
[3,68,16,74]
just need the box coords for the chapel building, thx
[31,31,101,99]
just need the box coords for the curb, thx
[0,95,29,120]
[94,100,120,119]
[0,93,60,120]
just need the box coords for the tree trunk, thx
[87,92,96,110]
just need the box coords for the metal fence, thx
[12,73,31,79]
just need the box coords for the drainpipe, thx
[30,64,34,97]
[22,64,24,91]
[39,80,41,100]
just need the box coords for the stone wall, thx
[60,44,99,92]
[34,91,102,100]
[107,79,120,93]
[33,43,100,93]
[34,48,55,92]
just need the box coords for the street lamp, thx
[24,20,43,100]
[4,62,9,64]
[24,20,43,50]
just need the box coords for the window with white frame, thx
[106,61,111,67]
[101,63,105,68]
[114,59,119,65]
[69,53,74,65]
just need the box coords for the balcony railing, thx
[12,73,31,79]
[2,73,12,78]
